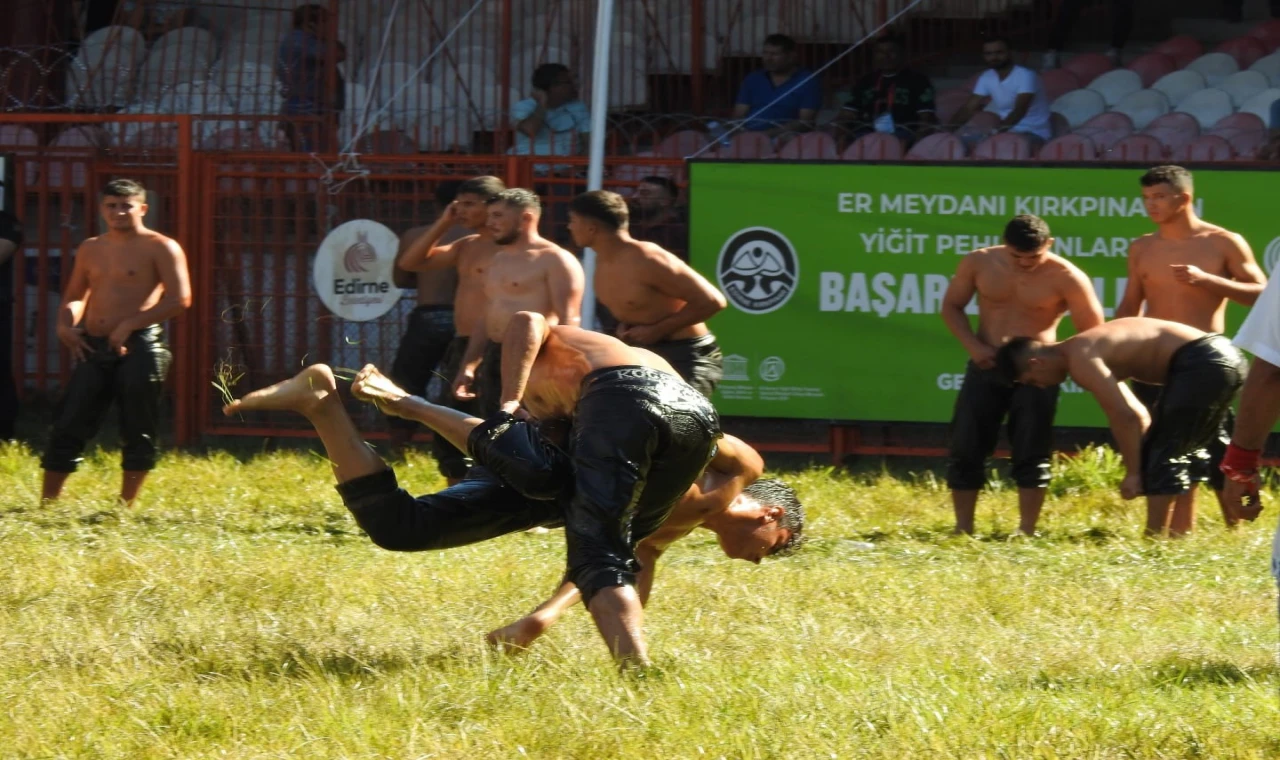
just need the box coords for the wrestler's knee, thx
[571,564,636,607]
[467,413,570,500]
[946,457,986,491]
[1142,460,1190,496]
[41,434,86,473]
[1010,457,1052,489]
[120,435,159,471]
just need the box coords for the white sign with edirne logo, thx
[312,219,401,321]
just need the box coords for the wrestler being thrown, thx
[224,311,727,669]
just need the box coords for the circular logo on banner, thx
[312,220,401,321]
[716,227,799,314]
[1264,236,1280,276]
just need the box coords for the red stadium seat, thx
[1154,35,1205,68]
[655,129,708,158]
[711,131,776,159]
[971,132,1036,161]
[1073,111,1135,152]
[1125,52,1177,88]
[841,132,904,161]
[935,87,975,124]
[1107,134,1166,162]
[1248,19,1280,53]
[1038,134,1099,161]
[1216,36,1269,69]
[1050,112,1071,138]
[905,133,967,161]
[1040,68,1082,101]
[1208,112,1268,157]
[1141,112,1202,156]
[1174,134,1235,161]
[776,132,839,160]
[1063,53,1115,85]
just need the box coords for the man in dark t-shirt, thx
[836,35,936,146]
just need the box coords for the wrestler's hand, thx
[453,367,477,400]
[57,325,91,362]
[1170,264,1207,285]
[351,364,410,412]
[1119,473,1143,501]
[107,322,134,356]
[968,343,997,370]
[1222,477,1264,522]
[618,323,665,345]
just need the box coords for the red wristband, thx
[1220,443,1261,481]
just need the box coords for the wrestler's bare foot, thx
[223,365,338,417]
[486,613,552,651]
[351,364,412,416]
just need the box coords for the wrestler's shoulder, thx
[1199,222,1249,250]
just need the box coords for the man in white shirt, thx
[949,37,1053,147]
[1218,274,1280,600]
[510,63,590,168]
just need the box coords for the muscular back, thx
[1125,227,1242,332]
[1065,317,1207,386]
[482,243,584,341]
[521,326,675,419]
[969,248,1095,344]
[76,232,174,336]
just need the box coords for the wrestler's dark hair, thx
[1140,165,1194,196]
[1003,214,1051,253]
[292,3,325,28]
[763,34,797,52]
[455,175,506,203]
[488,188,542,214]
[102,178,146,199]
[640,176,679,198]
[434,179,462,207]
[570,190,629,231]
[744,478,805,556]
[994,337,1042,386]
[532,63,570,91]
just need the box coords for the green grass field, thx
[1,441,1277,759]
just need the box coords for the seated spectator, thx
[948,36,1052,148]
[628,176,688,260]
[511,63,590,160]
[277,4,346,151]
[835,33,936,146]
[732,34,822,138]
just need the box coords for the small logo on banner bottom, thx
[717,227,799,314]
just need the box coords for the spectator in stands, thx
[512,63,590,161]
[628,177,688,261]
[277,3,346,152]
[834,34,936,146]
[1042,0,1135,69]
[949,37,1052,148]
[0,209,20,440]
[732,34,822,138]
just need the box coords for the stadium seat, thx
[1125,52,1177,88]
[1219,70,1270,107]
[1050,88,1106,128]
[841,132,905,161]
[905,133,966,160]
[1186,52,1240,88]
[1074,111,1134,152]
[133,48,214,102]
[1040,68,1082,101]
[934,87,973,124]
[1062,53,1115,85]
[776,132,839,160]
[1215,36,1268,69]
[1154,35,1204,68]
[409,109,479,152]
[971,132,1036,161]
[655,130,708,158]
[1141,112,1201,155]
[1249,52,1280,86]
[1208,112,1268,157]
[1174,134,1234,161]
[957,110,1001,144]
[1112,88,1171,130]
[1152,69,1208,106]
[67,25,149,108]
[711,132,776,159]
[1050,112,1071,138]
[1038,134,1099,161]
[1239,87,1280,124]
[152,27,218,64]
[1248,19,1280,53]
[1175,88,1234,129]
[1087,68,1142,107]
[1108,134,1166,162]
[0,124,39,147]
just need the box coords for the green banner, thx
[689,162,1280,426]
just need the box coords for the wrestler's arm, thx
[1197,232,1267,306]
[59,243,93,329]
[1071,352,1150,492]
[498,311,551,414]
[547,249,585,327]
[454,311,489,400]
[1115,240,1145,318]
[1062,265,1105,332]
[940,254,994,367]
[621,253,728,344]
[397,211,467,273]
[1222,358,1280,521]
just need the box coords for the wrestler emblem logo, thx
[343,231,377,273]
[717,227,799,314]
[1264,236,1280,276]
[758,356,785,382]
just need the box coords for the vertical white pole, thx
[580,0,614,331]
